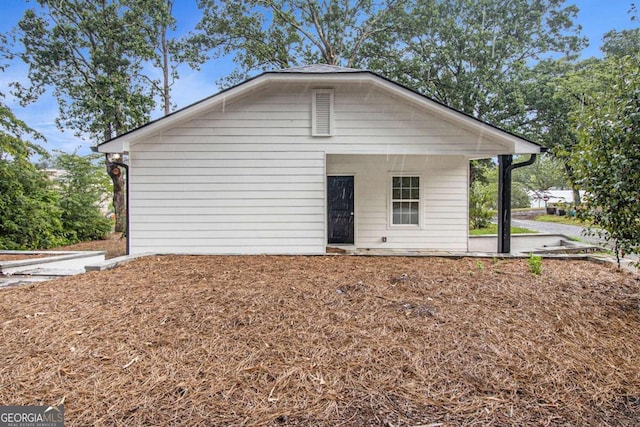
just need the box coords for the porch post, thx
[497,155,512,254]
[498,154,538,254]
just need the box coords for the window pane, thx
[393,201,402,224]
[391,177,420,225]
[409,202,419,225]
[410,211,419,224]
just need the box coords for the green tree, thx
[0,158,67,250]
[468,162,530,229]
[0,33,66,250]
[518,58,588,206]
[0,33,44,159]
[16,0,159,233]
[194,0,403,85]
[469,180,493,229]
[569,54,640,264]
[513,153,569,205]
[365,0,585,126]
[135,0,207,114]
[601,28,640,57]
[363,0,585,189]
[54,153,113,243]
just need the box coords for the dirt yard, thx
[0,253,53,261]
[1,255,638,426]
[51,233,127,259]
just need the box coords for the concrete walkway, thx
[512,219,638,272]
[0,251,105,288]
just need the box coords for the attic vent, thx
[312,89,334,136]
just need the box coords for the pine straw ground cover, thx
[1,256,639,426]
[51,233,127,259]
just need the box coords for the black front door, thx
[327,176,354,244]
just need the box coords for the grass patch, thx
[469,223,538,235]
[534,214,590,226]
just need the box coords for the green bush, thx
[0,158,68,249]
[55,153,112,243]
[469,180,493,229]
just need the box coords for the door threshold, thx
[326,245,356,254]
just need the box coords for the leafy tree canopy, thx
[568,54,640,263]
[365,0,586,127]
[513,153,569,198]
[602,28,640,57]
[0,33,45,160]
[54,152,113,243]
[16,0,157,141]
[15,0,178,233]
[194,0,403,85]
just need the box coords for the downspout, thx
[109,160,130,256]
[497,154,537,254]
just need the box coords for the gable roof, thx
[97,64,544,155]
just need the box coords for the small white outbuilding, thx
[98,64,542,255]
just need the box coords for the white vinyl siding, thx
[327,155,468,251]
[128,147,325,254]
[126,82,475,254]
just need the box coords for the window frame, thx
[389,174,422,228]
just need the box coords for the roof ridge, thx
[276,63,362,73]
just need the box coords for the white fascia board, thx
[97,139,129,153]
[513,139,543,154]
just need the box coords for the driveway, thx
[511,219,606,246]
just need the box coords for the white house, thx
[528,189,586,209]
[97,64,542,255]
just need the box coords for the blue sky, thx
[0,0,637,156]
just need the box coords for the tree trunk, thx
[572,187,581,207]
[162,25,170,116]
[562,162,581,207]
[106,155,126,233]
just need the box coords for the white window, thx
[391,176,420,226]
[312,89,334,136]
